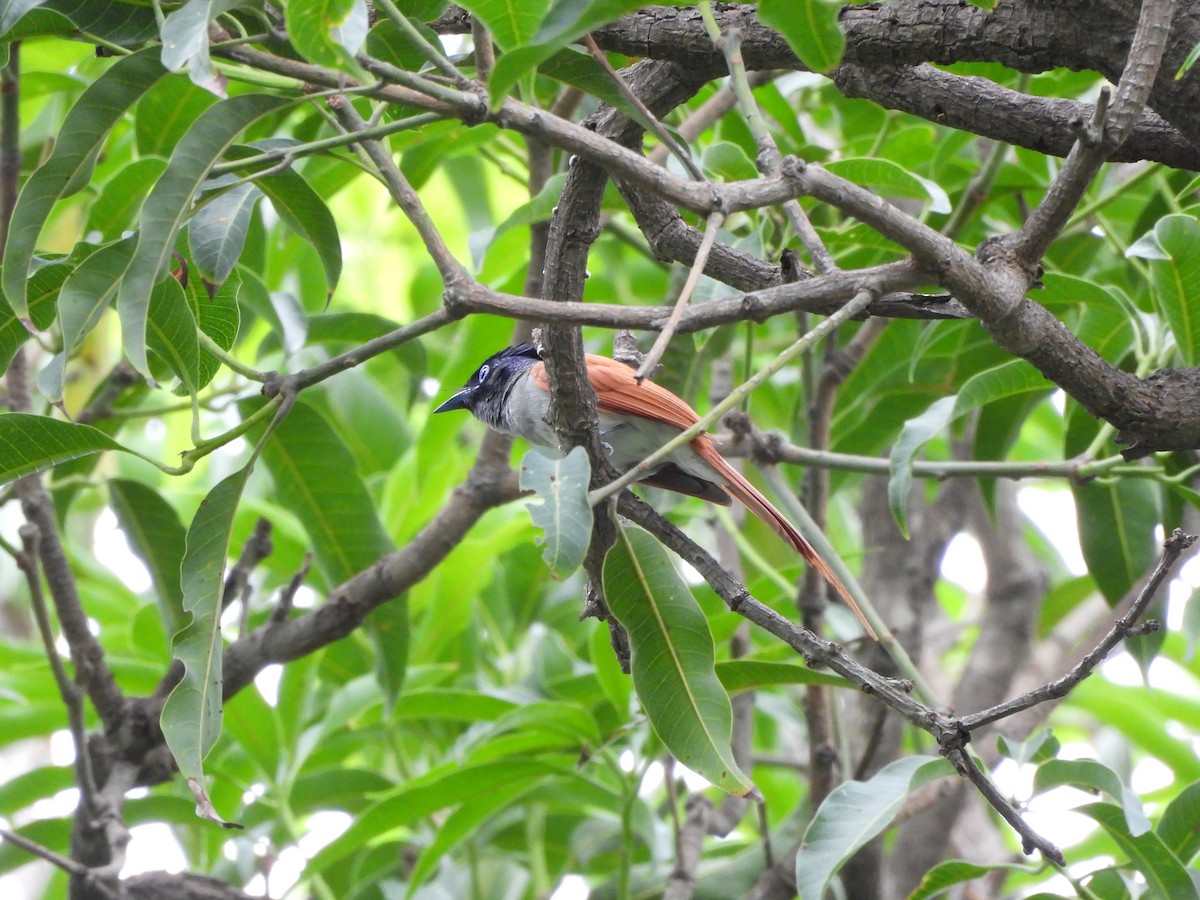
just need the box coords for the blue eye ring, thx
[478,364,490,383]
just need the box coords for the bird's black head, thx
[433,344,541,424]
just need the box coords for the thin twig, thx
[583,34,704,181]
[0,828,93,879]
[636,210,725,380]
[328,95,471,287]
[372,0,472,86]
[708,21,834,273]
[1013,0,1176,261]
[962,529,1196,730]
[471,15,495,83]
[947,749,1065,865]
[15,524,101,806]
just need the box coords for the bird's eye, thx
[478,364,490,383]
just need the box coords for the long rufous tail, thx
[697,441,879,640]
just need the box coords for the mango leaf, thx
[368,596,409,708]
[1078,803,1197,900]
[519,447,592,578]
[1141,214,1200,365]
[758,0,844,74]
[909,860,1035,900]
[253,399,394,587]
[1073,478,1159,605]
[715,659,848,693]
[796,755,953,900]
[86,157,168,240]
[484,0,648,106]
[188,181,263,284]
[0,261,69,376]
[457,0,549,50]
[1158,780,1200,863]
[37,238,138,404]
[38,0,157,44]
[161,466,253,828]
[109,478,187,637]
[889,361,1046,535]
[117,93,288,377]
[183,266,241,393]
[286,0,369,71]
[2,49,166,319]
[160,0,242,85]
[305,759,569,878]
[145,275,200,397]
[218,141,342,293]
[887,396,954,539]
[602,525,756,797]
[1034,758,1150,837]
[824,158,952,214]
[0,414,126,484]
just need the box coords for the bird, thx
[434,343,877,640]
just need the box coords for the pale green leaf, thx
[758,0,844,74]
[161,466,253,827]
[796,755,953,900]
[519,446,592,578]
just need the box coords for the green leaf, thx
[1073,478,1159,605]
[368,597,409,707]
[539,48,660,132]
[117,93,288,376]
[602,524,755,797]
[0,414,125,483]
[1147,214,1200,366]
[888,361,1046,534]
[796,755,953,900]
[518,447,592,578]
[161,466,253,828]
[160,0,242,85]
[86,157,168,241]
[36,238,137,404]
[134,73,218,157]
[188,181,263,284]
[2,49,166,319]
[1034,758,1150,837]
[458,0,549,50]
[758,0,845,74]
[996,728,1061,766]
[108,478,187,638]
[145,275,200,396]
[1158,780,1200,863]
[887,395,954,538]
[702,141,759,182]
[0,261,68,376]
[219,141,343,293]
[305,759,569,878]
[39,0,157,44]
[286,0,369,71]
[254,399,394,587]
[484,0,647,106]
[824,158,952,214]
[185,265,241,393]
[406,777,544,892]
[1079,803,1198,900]
[715,659,849,693]
[909,860,1035,900]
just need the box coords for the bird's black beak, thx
[433,388,473,413]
